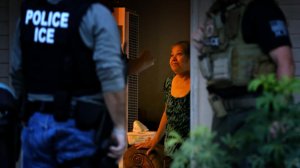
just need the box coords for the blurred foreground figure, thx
[11,0,126,167]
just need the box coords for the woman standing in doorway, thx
[135,41,190,167]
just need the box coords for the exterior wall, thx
[0,0,9,84]
[0,0,20,86]
[279,0,300,102]
[190,0,213,130]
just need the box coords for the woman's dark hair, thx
[172,41,190,59]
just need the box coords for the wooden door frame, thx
[190,0,213,130]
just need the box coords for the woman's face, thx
[169,45,190,75]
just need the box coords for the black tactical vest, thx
[20,0,101,96]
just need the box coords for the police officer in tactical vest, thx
[11,0,126,167]
[194,0,295,139]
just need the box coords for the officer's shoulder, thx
[88,2,112,16]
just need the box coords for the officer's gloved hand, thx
[192,26,205,52]
[269,121,287,139]
[108,127,126,160]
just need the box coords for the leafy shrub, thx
[166,127,231,168]
[168,74,300,168]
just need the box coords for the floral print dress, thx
[164,76,190,156]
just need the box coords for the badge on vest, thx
[25,9,69,44]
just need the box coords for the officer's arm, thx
[269,46,294,139]
[103,90,126,130]
[103,89,126,159]
[269,45,295,78]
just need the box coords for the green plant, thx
[168,74,300,168]
[230,74,300,168]
[166,126,231,168]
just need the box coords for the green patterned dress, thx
[164,76,190,156]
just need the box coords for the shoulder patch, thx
[269,20,288,37]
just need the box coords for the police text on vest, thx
[25,9,69,44]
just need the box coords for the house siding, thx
[279,0,300,102]
[0,0,9,84]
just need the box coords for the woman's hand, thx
[134,137,157,155]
